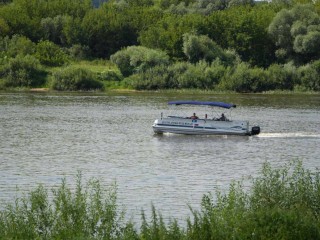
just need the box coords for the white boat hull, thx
[153,117,251,136]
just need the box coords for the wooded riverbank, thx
[1,1,320,92]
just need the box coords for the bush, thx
[175,61,210,89]
[35,40,69,67]
[218,62,268,92]
[297,60,320,91]
[110,46,170,77]
[174,61,228,89]
[265,62,297,91]
[1,160,320,239]
[0,55,46,87]
[204,60,228,88]
[67,44,91,60]
[124,60,228,90]
[51,67,103,91]
[97,70,123,82]
[0,35,35,58]
[0,174,137,239]
[123,64,173,90]
[182,33,238,65]
[186,160,320,239]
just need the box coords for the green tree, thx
[112,0,155,7]
[182,33,239,65]
[40,15,69,46]
[190,0,228,14]
[268,4,320,64]
[227,0,254,8]
[202,5,276,67]
[139,13,204,60]
[11,0,92,19]
[0,0,92,42]
[0,3,40,41]
[183,33,223,63]
[0,17,9,37]
[62,17,85,46]
[84,4,163,58]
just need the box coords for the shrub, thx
[186,160,320,239]
[174,60,227,89]
[205,60,228,88]
[0,55,46,87]
[175,61,210,89]
[97,70,123,82]
[67,44,91,60]
[297,60,320,91]
[110,46,170,77]
[218,62,268,92]
[123,64,173,90]
[0,17,10,37]
[52,67,103,91]
[265,63,299,91]
[124,60,228,90]
[1,160,320,239]
[35,40,69,66]
[0,174,138,239]
[0,35,35,58]
[140,205,184,240]
[183,33,228,64]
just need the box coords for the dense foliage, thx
[0,55,46,87]
[51,67,104,91]
[1,160,320,239]
[0,0,320,91]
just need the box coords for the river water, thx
[0,92,319,223]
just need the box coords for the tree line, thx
[0,0,320,91]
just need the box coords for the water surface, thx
[0,92,319,222]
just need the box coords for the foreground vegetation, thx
[1,0,320,92]
[1,160,320,239]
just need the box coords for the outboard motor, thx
[251,126,261,135]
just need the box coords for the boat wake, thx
[258,132,320,139]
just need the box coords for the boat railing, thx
[168,115,185,118]
[167,115,231,121]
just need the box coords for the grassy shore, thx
[1,59,320,94]
[0,160,319,239]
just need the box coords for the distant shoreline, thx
[0,88,319,95]
[30,88,50,92]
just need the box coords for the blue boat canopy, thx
[168,101,236,109]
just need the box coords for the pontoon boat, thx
[152,101,260,136]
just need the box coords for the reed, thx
[1,160,319,239]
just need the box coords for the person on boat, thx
[191,113,198,119]
[219,113,227,121]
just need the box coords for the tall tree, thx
[82,4,162,58]
[182,33,238,65]
[203,5,276,67]
[139,13,204,60]
[268,4,320,65]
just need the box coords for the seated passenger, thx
[190,113,198,119]
[219,113,227,121]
